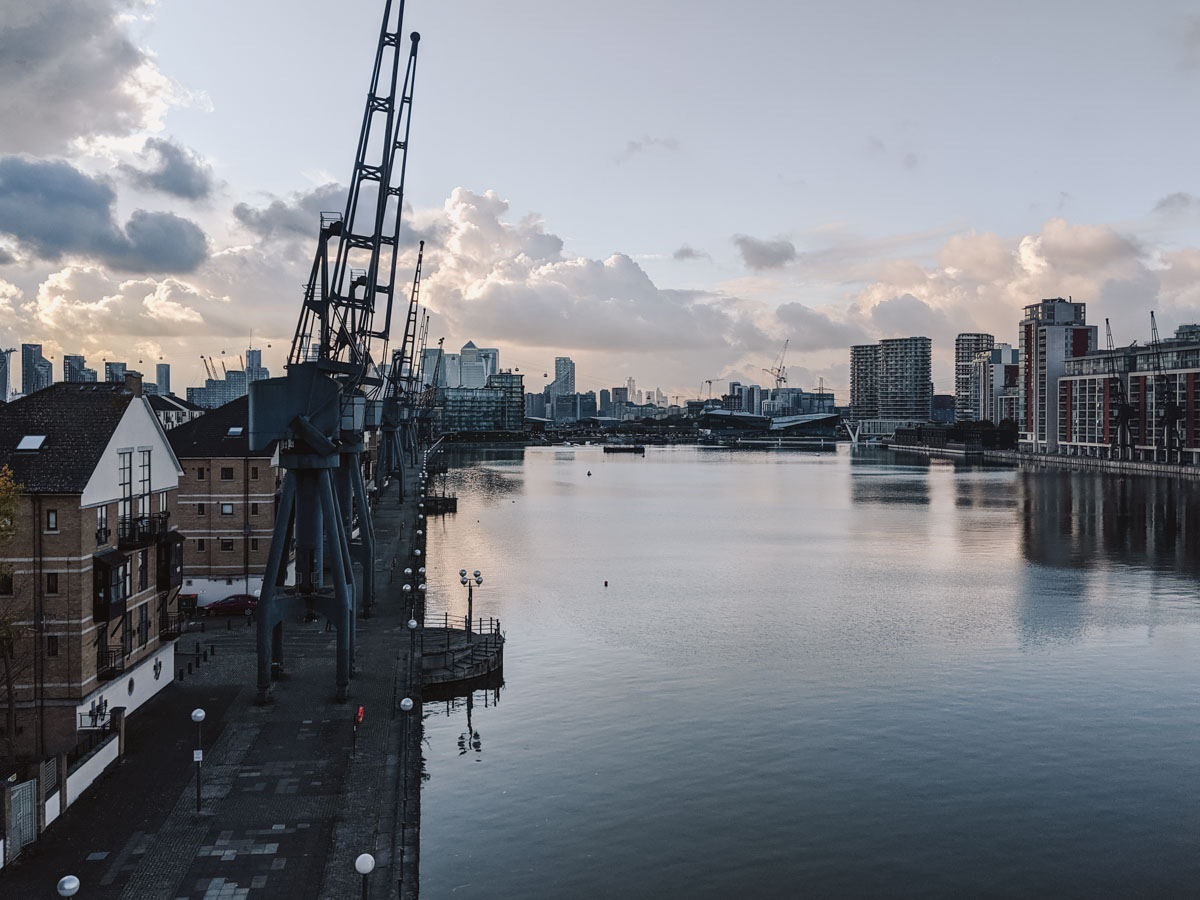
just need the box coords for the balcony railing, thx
[95,526,111,546]
[159,613,183,640]
[117,515,152,549]
[149,510,170,537]
[96,646,126,682]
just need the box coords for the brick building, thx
[0,378,184,763]
[166,396,282,606]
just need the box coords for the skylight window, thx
[17,435,46,451]
[227,426,244,437]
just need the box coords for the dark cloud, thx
[0,1,157,153]
[615,135,680,164]
[0,247,13,265]
[233,183,347,239]
[1154,192,1197,214]
[673,244,708,261]
[868,293,950,340]
[776,301,868,351]
[120,137,214,200]
[0,156,208,272]
[733,234,796,270]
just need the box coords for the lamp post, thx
[191,707,205,812]
[355,852,375,900]
[459,569,482,643]
[56,875,80,897]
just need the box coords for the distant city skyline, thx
[2,1,1200,397]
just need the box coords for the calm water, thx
[418,446,1200,898]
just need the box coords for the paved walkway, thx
[0,470,423,899]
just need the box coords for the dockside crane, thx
[763,339,789,391]
[247,0,421,702]
[1104,319,1134,459]
[379,240,425,482]
[1149,311,1184,461]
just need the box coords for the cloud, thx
[615,135,680,164]
[0,247,13,265]
[1154,191,1198,214]
[120,137,214,199]
[672,244,708,261]
[233,183,347,240]
[0,0,186,153]
[775,301,868,351]
[733,234,796,271]
[0,156,208,272]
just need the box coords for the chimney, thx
[124,371,143,397]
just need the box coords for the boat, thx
[603,444,645,455]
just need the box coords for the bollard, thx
[187,662,193,675]
[201,620,206,633]
[178,669,184,681]
[203,650,208,662]
[210,644,216,656]
[227,618,232,631]
[195,641,200,655]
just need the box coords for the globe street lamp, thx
[191,708,206,812]
[56,875,80,897]
[355,852,375,900]
[459,569,482,643]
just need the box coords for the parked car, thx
[201,594,257,617]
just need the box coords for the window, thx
[121,611,132,656]
[251,466,259,480]
[138,450,151,516]
[0,572,11,595]
[220,503,234,516]
[97,505,108,532]
[250,538,260,551]
[197,539,206,552]
[250,503,259,515]
[138,549,148,591]
[46,572,58,594]
[226,426,243,437]
[220,539,234,552]
[46,636,58,658]
[220,466,234,481]
[137,604,149,647]
[119,451,133,521]
[159,491,168,512]
[197,503,206,515]
[45,509,58,531]
[197,466,206,481]
[123,561,132,600]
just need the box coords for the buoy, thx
[604,580,608,587]
[587,471,592,476]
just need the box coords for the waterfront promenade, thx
[0,473,423,899]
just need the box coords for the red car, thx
[201,594,257,617]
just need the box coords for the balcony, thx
[149,510,171,538]
[117,515,153,550]
[95,526,111,546]
[96,646,126,682]
[158,613,183,641]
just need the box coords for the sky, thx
[1,0,1199,400]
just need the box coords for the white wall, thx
[44,789,60,826]
[65,736,119,806]
[81,397,184,508]
[76,641,176,724]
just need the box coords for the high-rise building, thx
[548,357,575,399]
[22,344,53,396]
[104,361,127,384]
[0,348,13,403]
[459,341,486,388]
[968,344,1019,424]
[1019,298,1096,453]
[599,388,611,416]
[478,348,500,381]
[156,362,171,395]
[64,354,87,383]
[877,337,932,420]
[245,349,268,384]
[849,345,880,422]
[954,333,994,421]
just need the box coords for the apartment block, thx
[0,379,184,763]
[954,333,995,421]
[1019,298,1096,453]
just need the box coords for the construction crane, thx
[379,241,424,481]
[763,339,788,391]
[421,337,444,411]
[247,0,421,702]
[1104,319,1133,459]
[1148,311,1183,461]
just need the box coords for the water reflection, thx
[423,686,502,760]
[1019,471,1200,576]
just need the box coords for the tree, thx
[0,465,28,766]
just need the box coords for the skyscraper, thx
[22,344,52,395]
[548,357,575,398]
[156,362,171,395]
[245,349,268,383]
[1018,298,1096,453]
[64,354,88,383]
[954,333,994,421]
[849,344,880,422]
[0,348,13,403]
[877,337,932,420]
[104,361,127,384]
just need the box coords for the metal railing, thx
[159,613,183,640]
[78,709,112,730]
[95,526,111,546]
[96,646,126,681]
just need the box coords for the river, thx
[417,445,1200,898]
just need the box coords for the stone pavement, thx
[0,469,425,899]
